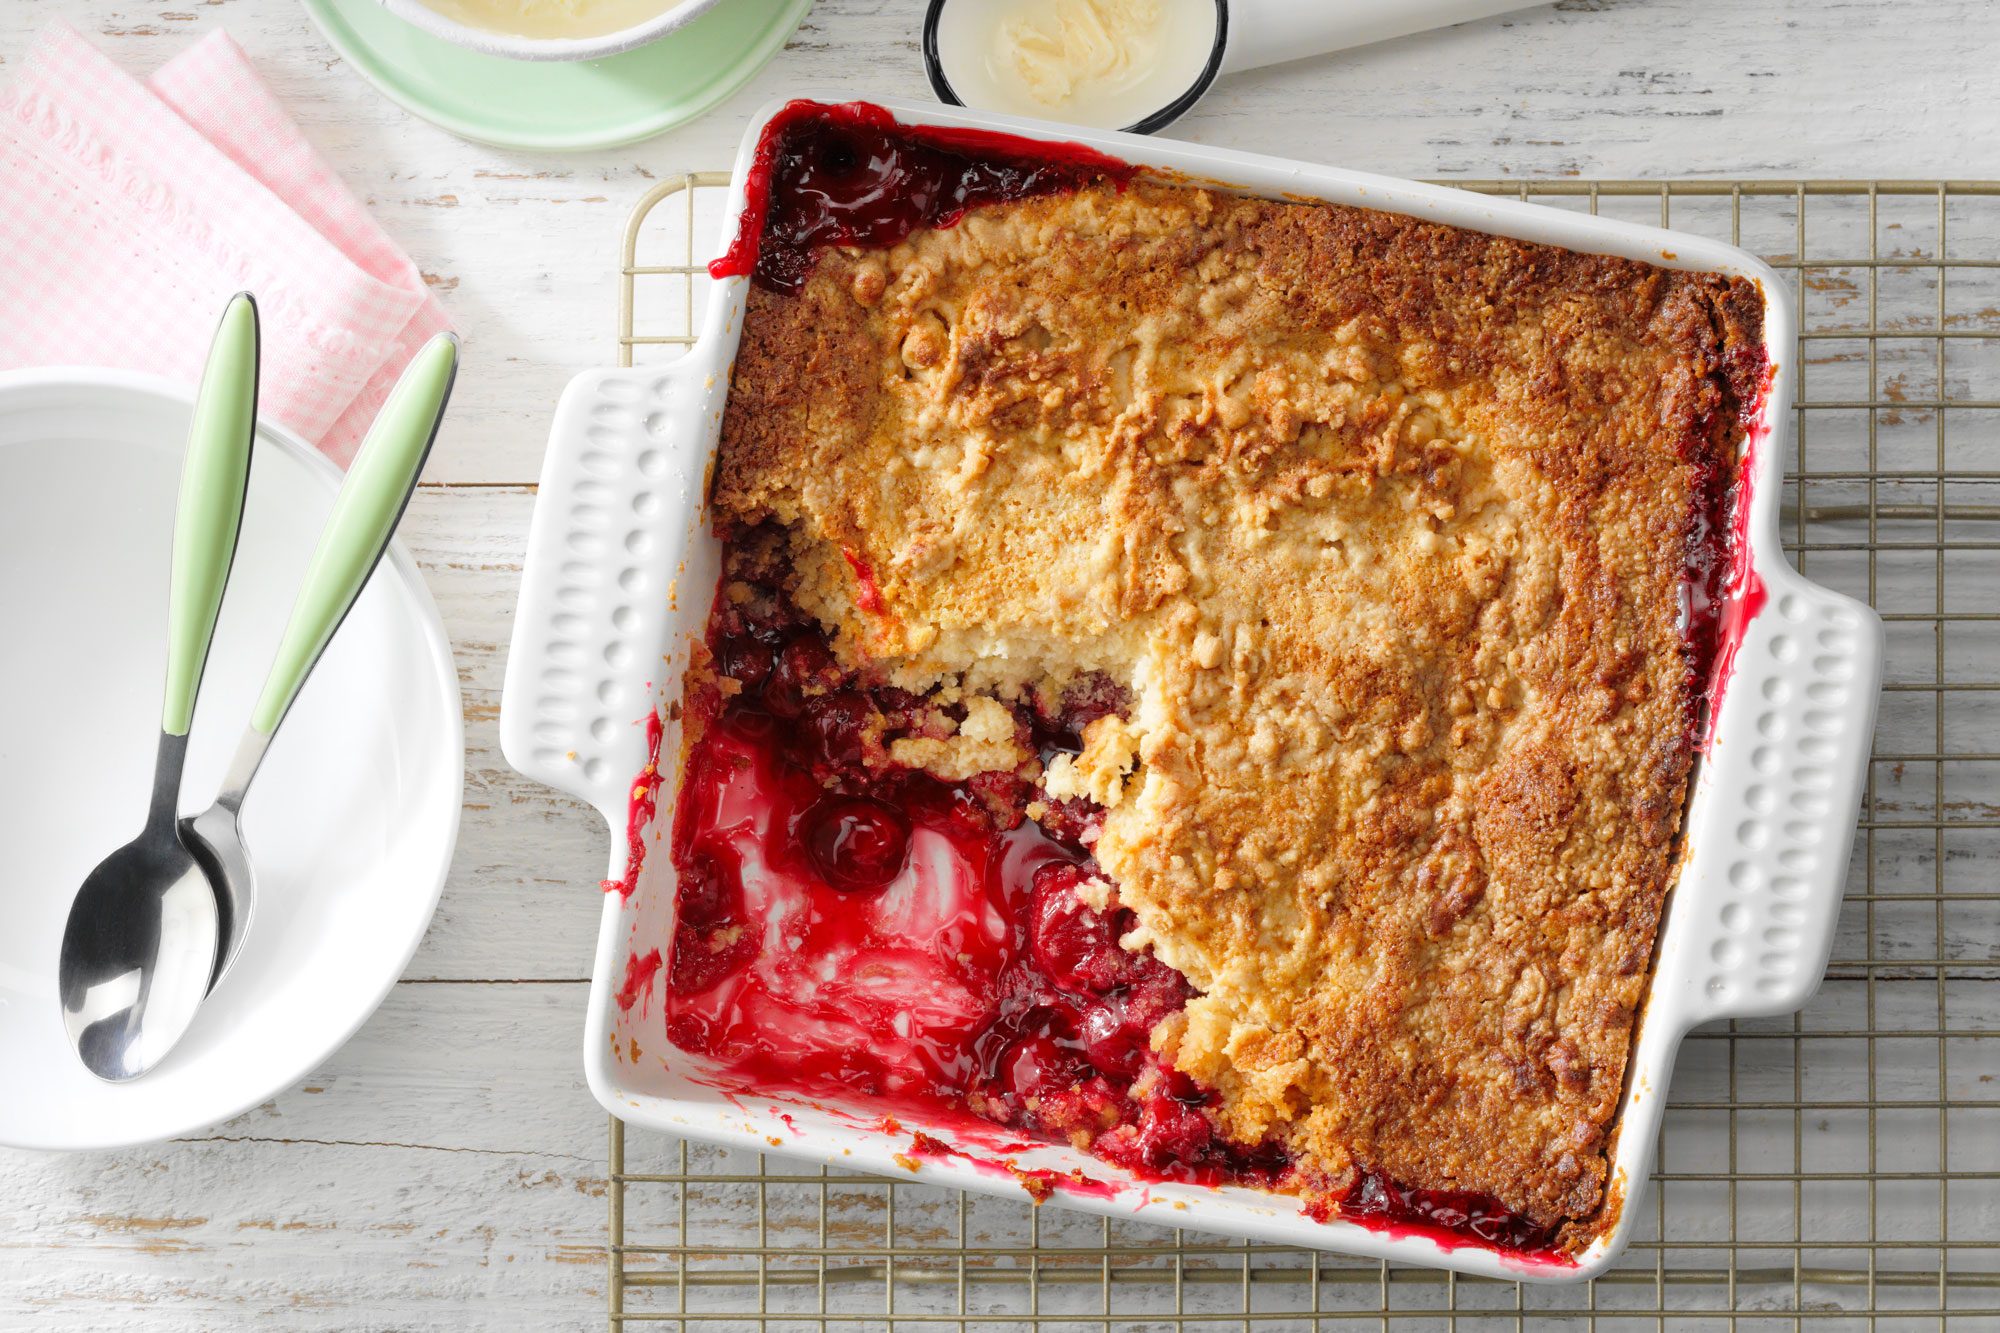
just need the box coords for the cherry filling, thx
[656,537,1562,1256]
[1681,340,1774,747]
[710,99,1133,293]
[1341,1170,1558,1253]
[662,543,1279,1188]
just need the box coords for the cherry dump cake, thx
[656,102,1767,1256]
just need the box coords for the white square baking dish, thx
[500,97,1884,1281]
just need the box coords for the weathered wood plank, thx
[0,983,605,1332]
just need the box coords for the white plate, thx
[502,100,1883,1280]
[0,370,463,1151]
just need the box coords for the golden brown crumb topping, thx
[711,176,1764,1241]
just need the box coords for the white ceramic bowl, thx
[0,370,463,1150]
[501,99,1884,1280]
[376,0,730,62]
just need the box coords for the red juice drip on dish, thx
[709,99,1133,293]
[602,710,666,899]
[1683,343,1775,749]
[904,1129,1121,1202]
[615,947,663,1014]
[1697,424,1769,748]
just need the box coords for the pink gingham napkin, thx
[0,22,450,465]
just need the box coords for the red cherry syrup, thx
[710,99,1132,293]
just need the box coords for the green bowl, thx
[301,0,813,151]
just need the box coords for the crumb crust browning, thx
[709,174,1765,1244]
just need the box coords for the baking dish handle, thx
[1674,565,1883,1028]
[500,359,720,823]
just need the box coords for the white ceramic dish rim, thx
[376,0,728,62]
[0,367,465,1151]
[501,97,1885,1281]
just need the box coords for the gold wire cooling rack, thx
[605,174,2000,1329]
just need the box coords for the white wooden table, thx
[3,1,1997,1328]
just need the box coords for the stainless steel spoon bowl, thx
[59,294,260,1081]
[57,732,220,1082]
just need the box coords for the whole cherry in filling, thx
[800,795,909,892]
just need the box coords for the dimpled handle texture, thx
[1671,566,1884,1027]
[249,334,458,734]
[500,358,725,822]
[162,293,260,737]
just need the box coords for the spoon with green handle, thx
[183,332,460,990]
[59,293,259,1080]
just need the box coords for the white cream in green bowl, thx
[381,0,727,61]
